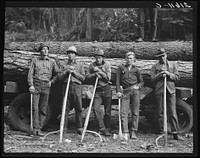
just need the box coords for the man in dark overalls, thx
[86,49,112,136]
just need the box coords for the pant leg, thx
[121,93,130,133]
[93,92,105,130]
[130,89,140,132]
[155,95,163,132]
[73,84,83,130]
[167,92,179,134]
[102,86,112,130]
[32,93,40,129]
[149,8,157,39]
[38,92,49,129]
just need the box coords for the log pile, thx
[4,43,193,88]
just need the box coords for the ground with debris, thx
[3,105,193,154]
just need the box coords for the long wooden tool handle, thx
[30,93,33,131]
[163,75,167,146]
[59,73,71,143]
[81,77,99,142]
[118,98,123,138]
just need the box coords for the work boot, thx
[77,128,83,135]
[152,38,158,42]
[99,129,111,136]
[123,133,129,141]
[135,37,143,42]
[130,131,137,139]
[173,134,184,141]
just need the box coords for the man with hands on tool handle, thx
[116,52,144,140]
[151,48,184,140]
[58,46,85,135]
[28,44,60,137]
[86,49,112,136]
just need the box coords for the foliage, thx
[4,8,193,42]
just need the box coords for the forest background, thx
[4,8,193,43]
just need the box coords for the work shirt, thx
[86,61,111,88]
[116,64,144,93]
[59,59,85,84]
[27,56,60,86]
[151,60,179,95]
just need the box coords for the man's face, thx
[126,55,135,65]
[40,46,49,57]
[68,51,76,60]
[95,56,103,65]
[159,54,167,63]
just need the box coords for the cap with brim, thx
[38,44,49,52]
[93,49,105,57]
[155,48,166,57]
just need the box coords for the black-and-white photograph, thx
[2,0,197,155]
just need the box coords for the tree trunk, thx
[4,41,193,61]
[85,8,92,41]
[3,50,193,88]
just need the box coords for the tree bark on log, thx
[4,41,193,61]
[3,50,193,88]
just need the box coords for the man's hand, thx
[48,81,52,87]
[95,72,102,78]
[116,92,123,98]
[131,85,140,90]
[29,86,35,93]
[93,66,101,72]
[161,70,170,77]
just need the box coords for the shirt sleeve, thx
[99,62,111,81]
[169,61,180,81]
[151,64,162,83]
[51,60,61,84]
[137,69,144,88]
[86,63,96,79]
[73,63,86,82]
[27,58,35,86]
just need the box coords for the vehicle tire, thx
[7,93,51,132]
[176,99,193,134]
[144,99,193,134]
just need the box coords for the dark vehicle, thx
[4,72,193,134]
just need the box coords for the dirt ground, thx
[3,105,193,154]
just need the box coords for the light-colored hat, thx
[67,46,77,54]
[93,49,105,57]
[125,52,135,57]
[155,48,166,57]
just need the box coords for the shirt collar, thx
[123,63,135,68]
[67,59,77,64]
[40,56,50,60]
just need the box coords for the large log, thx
[4,41,193,61]
[4,50,193,88]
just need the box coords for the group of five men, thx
[27,44,182,141]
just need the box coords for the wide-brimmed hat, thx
[125,52,135,57]
[38,44,49,52]
[93,49,105,57]
[67,46,78,55]
[155,48,166,57]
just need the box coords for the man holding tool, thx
[86,49,112,136]
[151,48,183,140]
[116,52,144,140]
[27,43,60,136]
[58,46,85,135]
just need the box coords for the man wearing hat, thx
[28,43,60,136]
[58,46,85,135]
[86,49,112,136]
[116,52,144,140]
[151,48,183,140]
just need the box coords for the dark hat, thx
[93,49,105,57]
[38,44,49,52]
[67,46,78,55]
[155,48,166,57]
